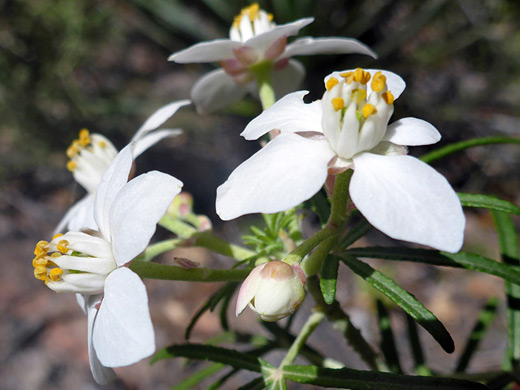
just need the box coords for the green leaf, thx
[405,314,431,376]
[305,189,330,227]
[185,282,237,340]
[151,344,262,372]
[455,297,499,373]
[261,359,287,390]
[458,193,520,215]
[345,247,520,285]
[377,300,402,374]
[237,377,266,390]
[337,218,373,249]
[281,364,490,389]
[320,255,340,304]
[492,211,520,370]
[420,136,520,164]
[340,255,454,353]
[172,363,225,390]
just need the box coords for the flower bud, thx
[236,261,305,322]
[166,192,193,218]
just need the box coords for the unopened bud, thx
[166,192,194,218]
[236,261,305,322]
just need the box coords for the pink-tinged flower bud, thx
[166,192,193,218]
[236,261,305,322]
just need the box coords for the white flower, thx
[55,100,190,233]
[169,3,375,114]
[216,69,465,253]
[33,145,183,384]
[236,261,305,322]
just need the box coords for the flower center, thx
[229,3,274,42]
[33,232,117,294]
[322,68,395,160]
[66,129,118,193]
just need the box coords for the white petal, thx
[241,91,323,140]
[132,129,183,158]
[94,146,134,239]
[246,18,314,53]
[132,100,190,141]
[86,296,116,385]
[236,263,266,316]
[93,268,155,367]
[216,133,334,220]
[54,194,96,234]
[383,117,441,146]
[283,37,376,59]
[110,171,183,266]
[326,69,406,99]
[271,60,306,100]
[350,153,465,252]
[169,39,242,63]
[191,69,249,114]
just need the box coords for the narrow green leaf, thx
[172,363,225,390]
[237,377,266,390]
[200,0,235,21]
[458,193,520,215]
[345,247,520,285]
[281,364,490,389]
[337,218,373,249]
[320,255,340,304]
[420,136,520,164]
[341,255,454,353]
[377,300,402,373]
[185,283,237,340]
[455,297,499,373]
[492,211,520,370]
[151,344,262,372]
[405,314,431,376]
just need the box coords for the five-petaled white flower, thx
[33,145,183,384]
[216,68,465,253]
[169,3,375,114]
[56,100,190,233]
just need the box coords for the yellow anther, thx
[326,77,339,91]
[362,104,377,119]
[34,240,49,256]
[233,3,261,28]
[268,13,274,22]
[98,140,107,148]
[353,68,371,85]
[50,252,61,258]
[339,71,355,84]
[371,71,386,93]
[52,233,63,240]
[66,161,77,172]
[49,268,63,282]
[57,240,70,254]
[33,256,51,268]
[78,129,91,146]
[331,97,345,112]
[34,266,48,281]
[382,91,395,105]
[66,144,78,159]
[352,88,367,103]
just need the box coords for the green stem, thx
[328,169,353,228]
[256,68,275,110]
[279,311,326,368]
[193,232,255,261]
[139,238,184,262]
[130,261,250,282]
[159,215,197,238]
[284,227,336,265]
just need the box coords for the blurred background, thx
[1,0,519,389]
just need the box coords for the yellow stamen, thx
[78,129,91,146]
[233,3,262,28]
[34,266,48,281]
[98,140,107,148]
[352,88,367,103]
[49,268,63,282]
[353,68,371,85]
[66,161,77,172]
[331,97,345,111]
[52,233,63,240]
[339,71,355,84]
[362,104,377,119]
[268,13,274,22]
[57,240,69,254]
[33,256,51,268]
[382,91,395,105]
[371,71,386,93]
[326,77,339,91]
